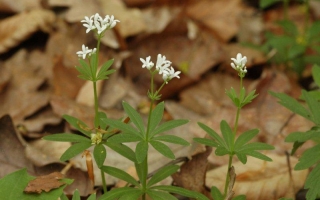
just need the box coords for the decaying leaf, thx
[206,153,309,199]
[24,172,65,193]
[172,146,212,198]
[0,9,55,53]
[0,0,41,13]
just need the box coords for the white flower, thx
[231,53,247,75]
[103,15,120,29]
[81,16,96,33]
[162,67,181,83]
[89,48,97,56]
[156,54,171,74]
[76,44,93,59]
[140,56,154,70]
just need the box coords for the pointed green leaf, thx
[210,186,223,200]
[285,131,320,143]
[312,64,320,87]
[234,129,259,150]
[193,138,219,147]
[149,102,165,133]
[237,142,274,152]
[96,59,114,80]
[295,144,320,170]
[96,111,108,130]
[75,66,91,80]
[87,193,96,200]
[99,187,140,200]
[151,119,189,138]
[122,101,145,135]
[233,195,246,200]
[93,144,106,168]
[147,190,178,200]
[220,120,234,151]
[136,141,148,163]
[245,151,273,162]
[43,133,90,143]
[135,162,147,185]
[108,133,142,143]
[147,165,179,187]
[101,166,139,186]
[78,59,93,77]
[90,53,98,79]
[72,189,80,200]
[63,115,92,137]
[154,135,189,146]
[215,147,230,156]
[259,0,278,9]
[150,140,175,159]
[269,91,312,121]
[277,20,298,36]
[236,152,247,164]
[242,90,258,107]
[60,142,92,161]
[302,90,320,125]
[106,142,136,162]
[198,122,225,148]
[60,193,68,200]
[97,69,116,81]
[304,163,320,200]
[151,185,208,200]
[102,118,143,138]
[118,189,143,200]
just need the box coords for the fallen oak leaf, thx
[24,172,65,194]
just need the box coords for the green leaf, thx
[295,144,320,170]
[304,163,320,200]
[63,115,92,137]
[99,187,141,200]
[118,189,143,200]
[288,44,306,59]
[302,90,320,125]
[234,129,259,150]
[237,142,274,152]
[122,101,145,135]
[285,131,320,143]
[96,59,114,80]
[193,138,219,147]
[149,102,165,133]
[151,185,209,200]
[269,91,312,121]
[236,152,247,164]
[147,190,178,200]
[210,186,223,200]
[233,195,246,200]
[312,64,320,86]
[135,161,147,186]
[153,135,189,146]
[108,133,142,143]
[93,144,106,168]
[96,111,108,130]
[220,120,234,151]
[147,165,180,187]
[245,151,273,162]
[307,21,320,39]
[72,189,80,200]
[198,122,225,148]
[242,90,258,107]
[106,142,136,162]
[0,169,73,200]
[60,193,68,200]
[136,141,148,163]
[291,141,305,155]
[75,65,91,81]
[150,119,189,138]
[277,20,298,36]
[43,133,90,143]
[101,166,139,186]
[150,140,175,159]
[90,53,98,80]
[102,118,143,138]
[60,142,92,161]
[87,193,96,200]
[215,147,230,156]
[226,87,240,107]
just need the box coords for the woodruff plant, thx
[194,53,275,200]
[44,13,207,200]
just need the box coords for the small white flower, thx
[140,56,154,70]
[231,53,247,75]
[156,54,171,74]
[81,15,96,33]
[76,44,92,59]
[89,48,97,56]
[162,67,181,83]
[104,15,120,29]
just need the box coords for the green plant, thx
[194,53,275,199]
[255,0,320,75]
[270,64,320,200]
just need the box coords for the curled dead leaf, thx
[0,9,55,53]
[206,153,309,199]
[24,172,65,194]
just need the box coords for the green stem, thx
[223,77,243,198]
[100,168,107,193]
[93,81,99,127]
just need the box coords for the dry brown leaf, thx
[25,139,71,167]
[172,146,212,198]
[0,0,41,13]
[0,9,55,54]
[0,63,10,93]
[206,153,309,199]
[24,172,65,193]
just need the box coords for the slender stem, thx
[93,81,99,127]
[100,169,107,193]
[223,154,233,196]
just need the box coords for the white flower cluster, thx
[76,44,96,59]
[140,54,181,83]
[231,53,247,74]
[81,13,120,34]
